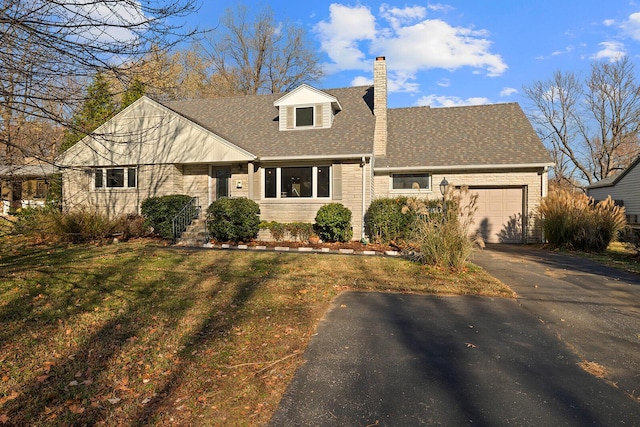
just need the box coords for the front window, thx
[392,173,430,190]
[35,180,48,199]
[94,167,137,189]
[264,166,330,198]
[296,107,313,127]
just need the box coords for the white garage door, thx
[465,188,523,244]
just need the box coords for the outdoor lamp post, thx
[439,177,448,216]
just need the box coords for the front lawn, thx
[0,238,511,426]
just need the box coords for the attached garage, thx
[464,187,526,244]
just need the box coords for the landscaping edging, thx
[202,242,401,257]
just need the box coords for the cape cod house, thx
[56,57,552,243]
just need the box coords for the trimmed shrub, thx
[287,222,313,242]
[539,190,626,252]
[141,194,193,239]
[261,221,286,241]
[207,197,260,242]
[314,203,353,242]
[364,197,412,243]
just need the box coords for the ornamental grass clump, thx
[405,186,480,270]
[539,189,626,252]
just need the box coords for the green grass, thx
[571,241,640,274]
[0,237,511,426]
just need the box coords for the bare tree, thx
[0,0,200,164]
[524,57,640,187]
[203,5,323,96]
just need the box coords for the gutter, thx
[374,162,554,172]
[258,153,372,162]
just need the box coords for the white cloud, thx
[69,1,147,45]
[314,3,507,92]
[437,78,451,87]
[551,45,574,56]
[500,87,517,97]
[351,76,373,86]
[379,4,427,30]
[315,4,376,72]
[603,19,616,27]
[427,3,455,13]
[622,12,640,40]
[415,95,490,107]
[591,41,626,61]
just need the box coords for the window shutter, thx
[286,107,294,129]
[252,165,261,199]
[315,104,323,127]
[332,163,342,200]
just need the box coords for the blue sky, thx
[177,1,640,109]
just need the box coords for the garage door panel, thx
[462,188,523,244]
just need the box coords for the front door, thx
[215,168,230,200]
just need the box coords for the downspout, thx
[361,156,367,241]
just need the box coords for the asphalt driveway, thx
[269,246,640,426]
[471,244,640,401]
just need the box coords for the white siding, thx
[588,164,640,218]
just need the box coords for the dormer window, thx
[274,84,342,131]
[296,107,314,127]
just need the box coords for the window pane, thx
[106,169,125,187]
[392,173,430,190]
[127,168,137,188]
[265,168,276,198]
[36,181,48,198]
[317,166,330,197]
[95,170,103,188]
[281,167,312,197]
[296,107,313,127]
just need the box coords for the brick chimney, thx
[373,56,387,157]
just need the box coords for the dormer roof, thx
[273,84,342,112]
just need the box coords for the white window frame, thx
[94,167,138,190]
[389,172,432,193]
[263,165,331,199]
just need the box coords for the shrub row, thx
[12,206,149,242]
[257,204,353,243]
[539,190,626,252]
[260,221,314,242]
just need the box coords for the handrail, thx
[172,197,200,243]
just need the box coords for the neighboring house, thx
[587,157,640,227]
[0,162,57,215]
[56,57,552,243]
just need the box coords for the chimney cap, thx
[376,56,386,61]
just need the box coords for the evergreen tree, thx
[60,72,118,152]
[121,78,146,109]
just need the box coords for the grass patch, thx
[0,237,511,426]
[562,242,640,274]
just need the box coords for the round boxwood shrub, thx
[314,203,353,242]
[364,197,414,243]
[207,197,260,242]
[141,194,193,239]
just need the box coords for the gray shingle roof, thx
[380,103,551,168]
[0,164,57,178]
[162,88,550,168]
[163,86,375,159]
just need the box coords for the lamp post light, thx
[439,177,449,216]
